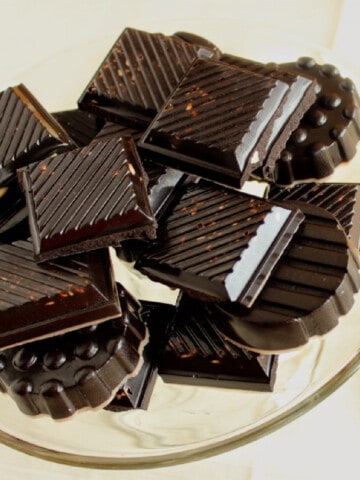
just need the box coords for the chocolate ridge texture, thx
[20,137,157,261]
[0,240,120,350]
[159,294,278,391]
[78,27,218,127]
[138,57,290,188]
[0,286,148,419]
[214,202,360,352]
[0,84,75,187]
[136,181,304,307]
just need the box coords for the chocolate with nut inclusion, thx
[136,181,304,307]
[20,137,157,262]
[138,57,290,189]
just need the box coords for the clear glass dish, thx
[1,21,360,469]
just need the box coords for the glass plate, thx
[1,22,360,469]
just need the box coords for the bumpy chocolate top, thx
[20,137,157,261]
[0,84,75,186]
[138,57,289,188]
[0,240,120,350]
[159,295,278,391]
[215,202,360,352]
[78,27,218,126]
[274,57,360,184]
[0,287,148,419]
[136,181,304,307]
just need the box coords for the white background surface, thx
[1,1,360,478]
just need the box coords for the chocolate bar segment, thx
[138,57,290,188]
[0,179,28,242]
[0,239,120,350]
[215,202,360,352]
[158,295,278,391]
[220,53,318,177]
[268,182,360,247]
[0,286,148,419]
[274,58,360,184]
[0,84,75,187]
[20,137,157,261]
[136,181,304,307]
[78,27,218,127]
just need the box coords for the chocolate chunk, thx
[78,27,218,127]
[0,239,120,350]
[19,137,157,262]
[220,54,318,177]
[0,286,148,419]
[0,84,75,187]
[273,57,360,184]
[268,182,360,247]
[136,181,304,307]
[158,295,278,391]
[106,301,176,411]
[53,109,105,146]
[214,202,360,352]
[138,57,290,189]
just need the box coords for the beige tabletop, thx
[1,1,360,478]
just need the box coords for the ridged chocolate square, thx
[138,57,290,188]
[0,84,75,187]
[0,240,120,350]
[136,181,304,307]
[19,137,157,261]
[158,295,278,391]
[78,27,218,126]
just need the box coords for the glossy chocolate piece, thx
[20,137,157,262]
[78,27,218,127]
[0,286,148,419]
[138,57,290,189]
[136,181,304,307]
[0,84,75,187]
[53,109,105,146]
[215,202,360,352]
[268,182,360,247]
[220,53,318,177]
[274,57,360,184]
[158,295,278,391]
[0,239,120,350]
[106,301,176,411]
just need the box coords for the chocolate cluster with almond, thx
[0,27,360,419]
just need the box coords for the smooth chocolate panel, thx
[138,57,289,188]
[20,137,157,261]
[78,27,218,127]
[0,84,75,187]
[0,286,148,419]
[0,239,120,349]
[136,181,304,307]
[53,109,105,146]
[159,295,278,391]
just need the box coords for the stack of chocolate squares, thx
[0,27,360,420]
